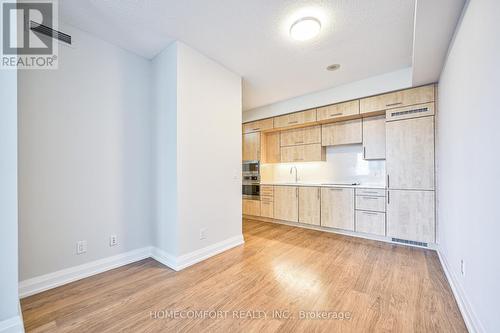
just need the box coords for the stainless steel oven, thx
[242,160,260,199]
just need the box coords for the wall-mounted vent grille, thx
[30,21,72,45]
[390,107,429,118]
[392,238,428,247]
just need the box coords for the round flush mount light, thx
[326,64,341,71]
[289,17,321,41]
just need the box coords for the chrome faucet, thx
[290,166,298,183]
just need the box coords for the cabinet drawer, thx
[243,199,261,216]
[260,199,274,218]
[260,185,274,196]
[273,109,316,129]
[355,211,386,236]
[360,85,435,114]
[355,188,385,197]
[280,125,320,146]
[242,118,273,133]
[281,144,325,163]
[317,100,359,121]
[356,195,386,212]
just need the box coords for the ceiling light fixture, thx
[289,17,321,41]
[326,64,341,71]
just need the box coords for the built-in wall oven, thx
[242,160,260,200]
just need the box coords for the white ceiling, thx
[59,1,428,110]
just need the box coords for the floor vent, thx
[30,21,72,45]
[392,238,428,247]
[390,107,429,118]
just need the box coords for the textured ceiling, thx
[60,0,416,110]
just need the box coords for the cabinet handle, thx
[252,127,260,131]
[362,211,378,215]
[295,141,304,144]
[329,112,343,117]
[386,102,403,107]
[329,188,343,191]
[386,175,390,188]
[387,191,390,204]
[363,146,366,159]
[317,188,320,199]
[362,196,379,200]
[288,120,298,124]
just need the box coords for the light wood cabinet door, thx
[355,211,386,236]
[273,109,316,129]
[317,100,359,121]
[360,85,435,114]
[386,116,434,190]
[243,199,261,216]
[274,186,298,222]
[242,118,273,134]
[242,132,260,161]
[280,125,321,147]
[261,132,280,163]
[362,116,385,160]
[387,190,435,243]
[320,187,354,231]
[260,197,274,218]
[281,144,325,163]
[322,119,362,146]
[298,187,320,226]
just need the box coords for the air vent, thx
[390,107,429,118]
[30,21,72,45]
[392,238,428,247]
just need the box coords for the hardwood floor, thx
[21,219,467,332]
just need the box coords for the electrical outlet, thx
[199,228,207,240]
[460,259,466,276]
[109,235,118,247]
[76,240,87,254]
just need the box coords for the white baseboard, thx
[151,234,245,271]
[19,235,245,298]
[0,315,24,333]
[19,247,152,298]
[437,249,484,333]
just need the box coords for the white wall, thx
[18,24,153,280]
[152,42,242,258]
[437,1,500,332]
[243,68,412,122]
[0,69,22,330]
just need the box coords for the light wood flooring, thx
[21,219,467,332]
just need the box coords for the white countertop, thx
[260,182,386,189]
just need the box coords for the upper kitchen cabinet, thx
[281,144,325,163]
[362,115,385,160]
[242,118,273,134]
[386,115,435,190]
[322,119,362,146]
[317,100,359,121]
[261,132,280,163]
[242,132,260,161]
[280,125,321,147]
[360,85,435,114]
[273,109,316,129]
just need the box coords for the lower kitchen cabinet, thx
[243,199,261,216]
[260,197,274,218]
[387,189,435,243]
[274,186,298,222]
[298,187,320,226]
[355,211,386,236]
[320,187,354,231]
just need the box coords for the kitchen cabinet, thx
[260,197,274,218]
[317,100,359,121]
[242,132,260,161]
[321,119,362,146]
[281,144,325,163]
[355,195,386,212]
[360,85,435,114]
[298,187,320,226]
[274,186,298,222]
[261,132,280,163]
[356,188,386,197]
[355,211,386,236]
[280,125,321,147]
[273,109,316,129]
[243,199,261,216]
[320,187,354,231]
[242,118,273,134]
[386,116,435,190]
[387,189,435,243]
[362,115,385,160]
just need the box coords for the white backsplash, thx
[260,144,385,185]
